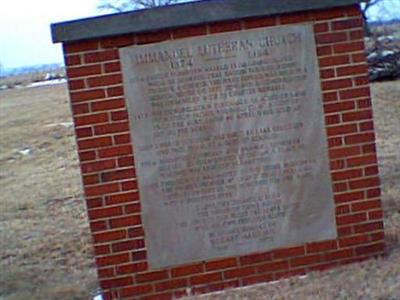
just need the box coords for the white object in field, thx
[27,79,67,88]
[93,294,103,300]
[19,147,32,156]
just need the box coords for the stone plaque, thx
[120,24,337,269]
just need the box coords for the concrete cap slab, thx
[51,0,361,43]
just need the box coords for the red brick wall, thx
[63,4,385,299]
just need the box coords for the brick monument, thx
[52,0,385,299]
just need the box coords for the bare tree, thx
[360,0,381,35]
[360,0,399,35]
[361,0,381,20]
[98,0,185,12]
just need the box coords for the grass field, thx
[0,81,399,299]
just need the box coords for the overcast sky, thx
[0,0,399,69]
[0,0,99,69]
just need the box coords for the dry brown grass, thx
[0,81,399,300]
[0,84,97,300]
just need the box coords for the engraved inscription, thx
[120,24,337,268]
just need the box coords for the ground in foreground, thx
[0,81,399,299]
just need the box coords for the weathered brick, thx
[328,137,343,148]
[114,133,131,145]
[172,25,207,39]
[94,122,130,135]
[339,234,369,247]
[329,146,361,159]
[109,215,142,229]
[70,89,106,103]
[136,30,171,45]
[345,133,375,145]
[342,109,373,122]
[355,242,385,256]
[324,249,354,260]
[81,159,116,173]
[94,245,110,255]
[347,155,377,167]
[332,169,363,181]
[333,41,365,54]
[120,284,153,297]
[98,145,133,158]
[68,79,85,90]
[317,45,333,56]
[83,174,100,185]
[155,279,188,291]
[209,21,241,33]
[65,54,81,66]
[85,182,119,196]
[91,98,125,112]
[349,176,380,190]
[322,78,353,90]
[319,55,350,67]
[121,180,138,191]
[116,262,148,275]
[273,246,305,259]
[107,86,124,97]
[87,74,122,88]
[336,64,368,76]
[352,200,381,212]
[336,204,350,215]
[76,127,93,138]
[364,165,379,176]
[242,273,273,286]
[100,35,135,49]
[334,191,364,203]
[125,203,141,214]
[315,32,348,44]
[332,18,363,30]
[98,267,114,279]
[190,272,223,285]
[67,64,101,78]
[324,101,355,113]
[290,254,321,267]
[224,266,255,279]
[112,239,144,252]
[313,22,329,33]
[105,191,139,205]
[100,276,133,289]
[354,221,384,233]
[244,16,276,29]
[90,220,108,232]
[84,50,119,63]
[256,260,289,273]
[89,206,123,220]
[240,252,272,265]
[312,7,346,20]
[93,229,127,243]
[327,124,357,136]
[72,103,90,115]
[340,87,370,100]
[136,271,169,283]
[171,264,204,277]
[280,12,310,24]
[336,212,367,225]
[359,121,374,132]
[64,40,99,53]
[192,280,239,294]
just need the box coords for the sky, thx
[0,0,99,69]
[0,0,399,70]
